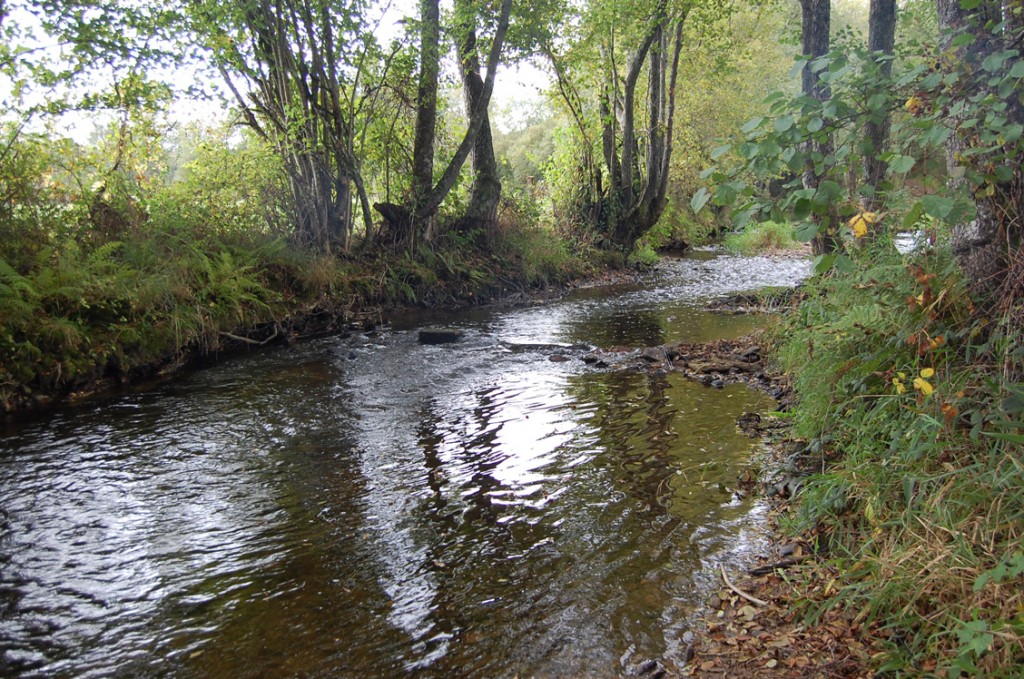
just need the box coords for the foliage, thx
[722,220,804,255]
[696,12,1023,274]
[665,0,795,244]
[773,232,1024,674]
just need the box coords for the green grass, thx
[771,238,1024,675]
[723,220,804,255]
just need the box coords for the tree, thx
[936,0,1023,311]
[452,0,502,236]
[546,0,687,251]
[799,0,839,255]
[862,0,897,212]
[193,0,384,252]
[373,0,513,248]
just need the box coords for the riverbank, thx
[682,240,1024,676]
[2,227,643,416]
[648,296,876,678]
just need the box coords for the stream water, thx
[0,249,809,678]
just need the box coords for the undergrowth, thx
[773,235,1024,675]
[723,220,804,255]
[0,222,592,412]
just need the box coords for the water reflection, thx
[0,249,807,677]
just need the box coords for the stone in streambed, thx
[418,328,465,344]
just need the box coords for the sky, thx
[1,0,550,144]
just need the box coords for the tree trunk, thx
[606,9,684,250]
[862,0,896,213]
[375,0,512,246]
[454,0,501,237]
[408,0,442,246]
[937,0,1023,310]
[800,0,839,255]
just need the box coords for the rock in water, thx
[418,328,465,345]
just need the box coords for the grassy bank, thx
[768,236,1024,675]
[0,224,597,414]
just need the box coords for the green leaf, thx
[690,187,711,213]
[813,180,844,207]
[867,93,886,112]
[793,198,812,221]
[807,117,823,133]
[922,194,954,220]
[957,620,993,657]
[713,183,737,207]
[834,254,856,273]
[951,32,976,48]
[738,142,758,159]
[982,51,1011,73]
[903,201,925,229]
[710,145,732,161]
[959,0,980,8]
[774,115,794,133]
[888,155,915,174]
[812,253,836,274]
[741,117,764,134]
[1010,61,1024,79]
[995,165,1015,182]
[794,220,819,242]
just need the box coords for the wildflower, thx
[905,95,923,115]
[893,372,907,394]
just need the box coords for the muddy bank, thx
[649,302,872,678]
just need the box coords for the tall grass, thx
[773,237,1024,675]
[723,220,804,255]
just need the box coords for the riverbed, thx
[0,249,808,677]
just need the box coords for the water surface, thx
[0,249,808,677]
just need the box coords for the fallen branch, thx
[220,324,280,346]
[720,564,769,607]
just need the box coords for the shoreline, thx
[2,260,650,419]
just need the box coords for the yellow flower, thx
[848,212,877,239]
[905,96,922,114]
[893,371,907,394]
[919,367,935,379]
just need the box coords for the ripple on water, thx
[0,249,807,677]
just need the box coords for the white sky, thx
[2,0,549,143]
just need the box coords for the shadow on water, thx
[0,249,807,677]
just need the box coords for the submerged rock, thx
[418,328,465,345]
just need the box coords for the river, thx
[0,249,808,678]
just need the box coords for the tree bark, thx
[800,0,839,255]
[454,0,501,236]
[607,8,684,250]
[862,0,896,213]
[937,0,1023,310]
[376,0,512,246]
[409,0,442,245]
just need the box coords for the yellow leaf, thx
[848,214,869,238]
[913,377,934,396]
[920,367,935,378]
